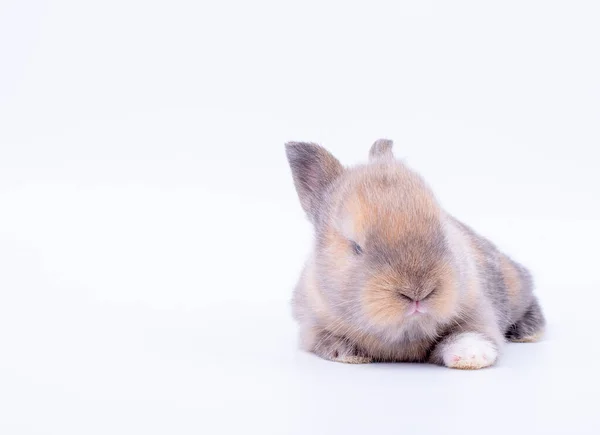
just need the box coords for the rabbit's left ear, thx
[285,142,343,223]
[369,139,394,161]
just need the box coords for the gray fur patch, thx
[505,298,546,341]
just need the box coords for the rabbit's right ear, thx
[285,142,343,222]
[369,139,394,161]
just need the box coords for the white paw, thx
[443,332,497,370]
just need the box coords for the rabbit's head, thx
[286,140,461,340]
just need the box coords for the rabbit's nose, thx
[407,300,427,316]
[399,292,416,302]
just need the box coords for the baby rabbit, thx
[285,139,545,369]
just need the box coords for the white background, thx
[1,1,599,434]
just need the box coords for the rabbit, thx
[285,139,545,369]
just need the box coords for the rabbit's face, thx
[316,165,460,338]
[286,141,461,339]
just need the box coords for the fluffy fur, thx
[285,139,545,369]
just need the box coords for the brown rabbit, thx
[285,139,545,369]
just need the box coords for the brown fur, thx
[285,140,545,368]
[500,256,523,313]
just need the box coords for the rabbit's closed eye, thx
[350,240,363,255]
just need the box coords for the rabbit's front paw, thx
[442,332,497,370]
[313,333,372,364]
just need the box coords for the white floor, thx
[1,185,598,435]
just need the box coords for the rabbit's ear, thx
[285,142,343,222]
[369,139,394,161]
